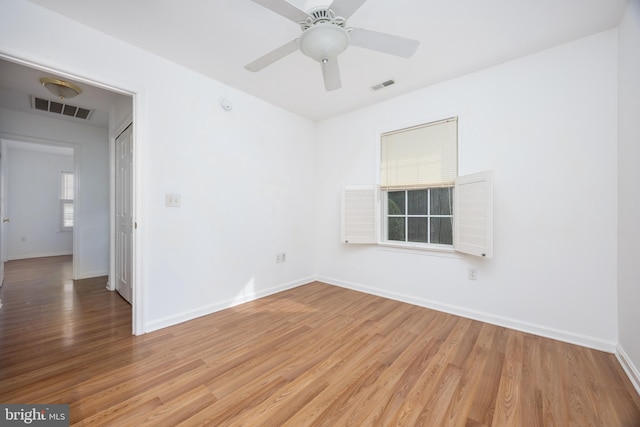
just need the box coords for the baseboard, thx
[318,276,618,353]
[144,276,315,333]
[7,251,72,261]
[616,344,640,396]
[74,271,108,280]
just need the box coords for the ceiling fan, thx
[244,0,420,91]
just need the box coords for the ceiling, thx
[2,0,629,123]
[0,58,127,129]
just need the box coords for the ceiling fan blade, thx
[244,39,299,72]
[249,0,309,23]
[349,28,420,58]
[321,58,341,91]
[328,0,368,19]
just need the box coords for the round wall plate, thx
[221,98,232,112]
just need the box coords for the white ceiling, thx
[0,58,127,129]
[3,0,629,123]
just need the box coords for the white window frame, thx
[381,186,455,250]
[60,171,74,231]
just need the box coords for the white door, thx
[115,124,133,304]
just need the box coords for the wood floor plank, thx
[520,334,544,427]
[1,256,639,426]
[491,330,525,426]
[439,323,498,426]
[359,312,460,426]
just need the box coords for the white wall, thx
[316,30,619,351]
[617,0,640,392]
[110,94,133,135]
[0,0,318,331]
[5,145,73,259]
[0,109,109,279]
[141,67,317,330]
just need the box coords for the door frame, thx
[0,51,144,335]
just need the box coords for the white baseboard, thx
[74,271,108,280]
[144,276,315,333]
[616,344,640,396]
[318,276,618,353]
[7,251,72,261]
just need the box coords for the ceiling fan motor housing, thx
[299,8,350,62]
[245,0,420,92]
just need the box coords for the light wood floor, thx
[1,256,639,426]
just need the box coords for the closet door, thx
[115,124,133,303]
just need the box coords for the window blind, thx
[381,117,457,190]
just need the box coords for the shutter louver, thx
[342,186,378,244]
[454,171,493,258]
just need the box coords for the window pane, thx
[388,191,405,215]
[408,218,428,243]
[388,217,405,241]
[407,190,427,215]
[430,217,452,244]
[431,187,453,215]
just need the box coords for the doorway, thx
[0,139,75,264]
[0,54,138,334]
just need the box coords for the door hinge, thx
[135,222,138,229]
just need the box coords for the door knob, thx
[2,218,9,223]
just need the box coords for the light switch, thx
[165,193,180,207]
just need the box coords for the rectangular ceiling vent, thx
[371,79,396,91]
[31,96,93,120]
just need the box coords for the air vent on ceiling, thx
[371,79,396,91]
[31,96,93,120]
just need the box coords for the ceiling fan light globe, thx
[299,23,349,62]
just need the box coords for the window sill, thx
[377,241,461,257]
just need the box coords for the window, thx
[381,117,457,248]
[386,188,453,245]
[341,117,493,258]
[60,171,74,231]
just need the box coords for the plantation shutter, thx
[381,117,457,190]
[61,171,74,200]
[60,171,74,230]
[342,185,378,244]
[454,171,493,258]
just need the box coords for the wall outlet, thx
[276,253,287,263]
[468,267,477,280]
